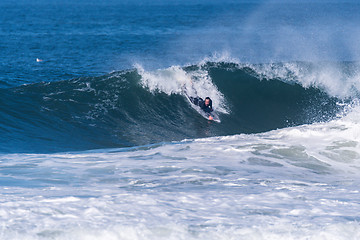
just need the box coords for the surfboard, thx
[184,93,221,122]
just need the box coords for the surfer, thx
[189,96,214,120]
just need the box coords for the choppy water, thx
[1,0,360,239]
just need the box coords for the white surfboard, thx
[184,93,221,123]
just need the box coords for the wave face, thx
[0,61,351,153]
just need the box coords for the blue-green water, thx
[1,1,360,239]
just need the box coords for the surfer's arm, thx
[206,112,214,121]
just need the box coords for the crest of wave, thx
[244,61,360,99]
[135,63,229,114]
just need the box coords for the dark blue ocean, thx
[1,0,360,239]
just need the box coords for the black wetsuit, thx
[199,99,213,113]
[189,97,213,114]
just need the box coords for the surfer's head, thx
[204,97,212,107]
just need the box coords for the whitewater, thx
[2,0,360,239]
[1,106,360,239]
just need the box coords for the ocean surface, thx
[1,0,360,239]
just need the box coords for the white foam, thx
[136,64,190,95]
[136,63,229,114]
[2,222,360,240]
[245,61,360,98]
[1,107,360,239]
